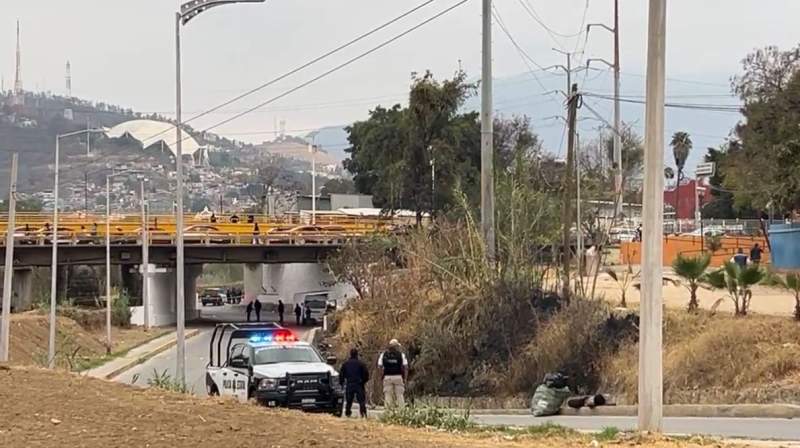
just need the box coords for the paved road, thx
[473,414,800,441]
[115,304,312,395]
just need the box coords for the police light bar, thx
[249,329,297,343]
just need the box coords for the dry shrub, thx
[59,306,105,330]
[506,300,636,395]
[603,311,800,403]
[331,220,638,398]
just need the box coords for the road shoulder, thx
[85,328,201,380]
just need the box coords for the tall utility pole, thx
[174,1,267,384]
[140,178,150,330]
[588,0,622,218]
[639,0,667,433]
[481,0,495,261]
[560,83,579,300]
[174,11,187,385]
[0,153,18,362]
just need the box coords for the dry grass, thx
[0,366,745,448]
[602,310,800,404]
[6,313,165,371]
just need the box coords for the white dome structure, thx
[107,119,204,158]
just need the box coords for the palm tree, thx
[670,132,693,220]
[704,261,765,316]
[765,272,800,321]
[672,253,711,312]
[606,265,639,308]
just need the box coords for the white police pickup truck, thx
[205,323,343,415]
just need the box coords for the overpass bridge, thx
[0,213,393,325]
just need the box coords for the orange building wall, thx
[620,235,769,267]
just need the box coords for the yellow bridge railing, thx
[0,213,397,247]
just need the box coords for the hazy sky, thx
[2,1,799,161]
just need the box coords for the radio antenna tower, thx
[14,21,23,94]
[66,61,72,97]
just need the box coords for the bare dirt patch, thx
[6,313,166,370]
[0,367,743,448]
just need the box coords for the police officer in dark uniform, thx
[339,348,370,418]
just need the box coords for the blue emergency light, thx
[248,330,296,343]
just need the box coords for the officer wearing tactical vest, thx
[378,339,408,408]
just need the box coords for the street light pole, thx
[140,177,150,330]
[48,135,61,368]
[175,10,187,385]
[105,176,112,353]
[174,0,267,385]
[0,153,18,362]
[309,144,317,225]
[588,0,622,218]
[49,128,106,368]
[639,0,667,433]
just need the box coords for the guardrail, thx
[0,214,395,247]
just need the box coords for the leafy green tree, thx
[321,178,356,196]
[672,253,711,312]
[670,131,693,217]
[704,262,765,316]
[0,197,43,212]
[345,71,481,222]
[701,144,758,219]
[725,44,800,212]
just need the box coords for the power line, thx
[583,92,742,113]
[491,5,556,97]
[67,0,470,178]
[517,0,584,40]
[197,0,471,137]
[135,0,439,145]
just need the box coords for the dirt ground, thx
[6,313,165,370]
[589,269,797,317]
[0,367,748,448]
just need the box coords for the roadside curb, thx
[390,404,800,419]
[100,329,201,380]
[304,327,321,345]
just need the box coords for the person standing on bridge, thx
[252,222,261,245]
[294,303,302,325]
[246,300,253,322]
[340,348,369,418]
[378,339,407,408]
[277,299,285,325]
[254,298,262,322]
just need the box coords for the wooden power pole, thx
[561,83,579,300]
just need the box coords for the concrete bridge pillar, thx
[130,264,202,326]
[10,268,34,312]
[243,263,264,304]
[184,264,203,320]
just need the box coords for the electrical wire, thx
[196,0,471,137]
[134,0,438,145]
[582,92,742,113]
[492,4,559,102]
[69,0,471,178]
[517,0,585,39]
